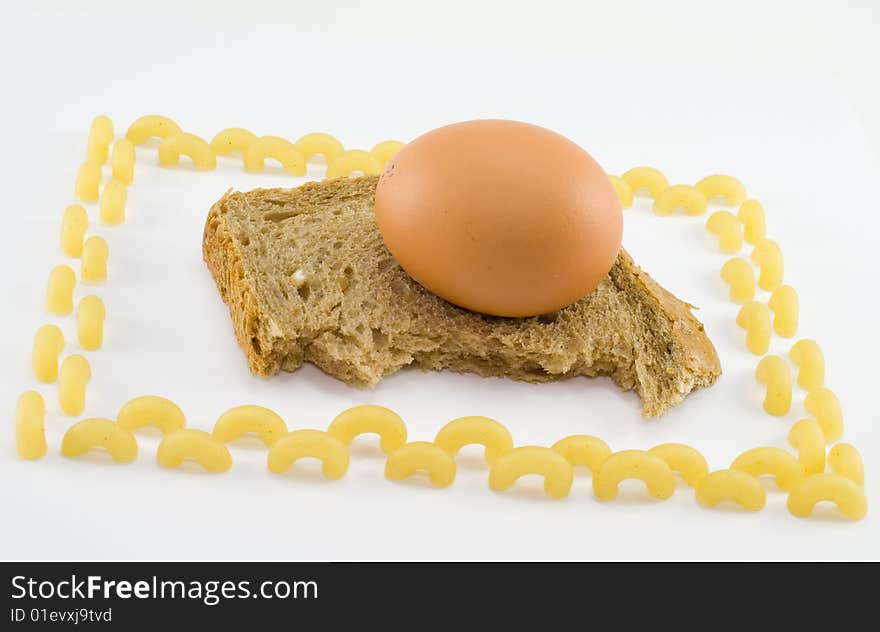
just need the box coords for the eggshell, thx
[374,120,623,317]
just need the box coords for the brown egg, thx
[374,120,622,317]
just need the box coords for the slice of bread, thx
[203,175,720,417]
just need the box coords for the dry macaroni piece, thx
[46,264,76,315]
[736,301,771,355]
[489,446,574,499]
[117,395,186,434]
[768,285,798,338]
[592,450,675,501]
[75,162,102,203]
[59,354,91,416]
[81,236,109,282]
[804,388,843,442]
[789,339,824,390]
[244,136,306,176]
[369,140,405,167]
[787,473,867,520]
[125,115,182,145]
[755,355,792,416]
[159,133,216,170]
[295,133,345,164]
[647,443,709,487]
[86,115,114,165]
[110,138,136,185]
[720,258,755,303]
[788,419,826,475]
[434,416,514,465]
[737,199,766,245]
[157,429,232,473]
[32,324,64,383]
[213,404,288,447]
[705,211,743,253]
[210,128,257,156]
[551,435,611,472]
[100,179,127,225]
[696,469,766,511]
[730,447,804,492]
[77,295,105,350]
[827,443,863,487]
[653,185,708,216]
[607,175,634,209]
[327,405,407,454]
[326,150,383,179]
[60,204,89,257]
[267,429,349,479]
[16,390,46,460]
[621,166,668,198]
[385,441,457,488]
[695,174,747,206]
[750,239,783,291]
[61,418,138,463]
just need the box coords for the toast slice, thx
[203,175,720,417]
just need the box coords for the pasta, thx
[77,295,105,350]
[327,405,407,454]
[592,450,675,501]
[61,418,137,463]
[736,301,771,355]
[32,324,64,383]
[489,446,573,499]
[720,258,755,303]
[267,430,349,479]
[755,355,792,416]
[434,416,513,465]
[157,429,232,473]
[385,441,457,488]
[213,405,288,447]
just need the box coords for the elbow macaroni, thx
[787,473,866,520]
[210,128,257,156]
[157,429,232,473]
[647,443,709,487]
[75,162,102,203]
[385,441,457,488]
[653,185,708,216]
[117,395,186,434]
[61,204,89,257]
[369,140,405,167]
[59,354,91,416]
[159,133,216,170]
[61,418,138,463]
[16,391,46,460]
[46,264,76,315]
[81,236,109,282]
[126,115,182,145]
[244,136,306,176]
[755,355,792,416]
[737,200,766,244]
[592,450,675,501]
[213,405,288,447]
[720,258,755,303]
[804,388,843,442]
[86,115,114,164]
[705,211,744,253]
[730,447,804,491]
[110,138,136,185]
[827,443,863,487]
[789,339,824,390]
[696,469,766,511]
[621,166,668,198]
[295,133,345,164]
[100,179,127,225]
[32,324,64,383]
[551,435,611,472]
[695,174,746,206]
[267,430,349,479]
[326,150,383,178]
[736,301,771,355]
[750,239,783,291]
[768,285,798,338]
[489,446,574,499]
[788,419,826,475]
[327,405,407,454]
[434,416,514,465]
[608,175,634,209]
[77,295,105,350]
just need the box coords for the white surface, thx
[1,1,878,561]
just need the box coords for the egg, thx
[374,120,623,317]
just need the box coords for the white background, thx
[1,1,878,561]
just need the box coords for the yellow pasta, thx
[99,179,127,225]
[46,264,75,315]
[621,166,668,198]
[77,295,105,350]
[787,473,866,520]
[210,128,257,156]
[159,133,216,170]
[750,239,783,291]
[59,354,90,416]
[244,136,306,176]
[385,441,457,488]
[267,429,349,479]
[653,185,708,216]
[607,175,634,209]
[60,204,88,257]
[489,446,574,499]
[695,174,746,206]
[326,150,383,179]
[705,211,743,253]
[117,395,186,434]
[696,469,766,511]
[551,434,611,472]
[86,115,114,165]
[804,387,843,442]
[157,429,232,473]
[720,258,755,303]
[16,390,46,460]
[75,162,102,203]
[61,418,138,463]
[32,324,64,383]
[768,285,798,338]
[736,301,771,355]
[788,419,826,475]
[434,416,513,465]
[827,443,863,487]
[647,443,709,487]
[755,355,792,416]
[369,140,405,167]
[737,199,766,245]
[730,447,804,491]
[213,404,288,447]
[81,236,108,282]
[295,133,345,163]
[126,115,182,145]
[110,138,136,185]
[326,405,407,454]
[789,339,824,390]
[592,450,675,501]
